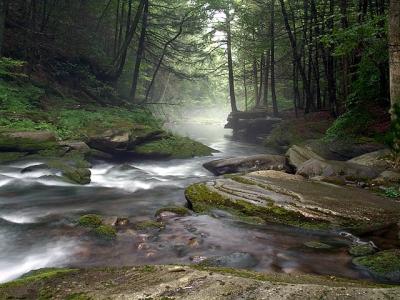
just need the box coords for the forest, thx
[0,0,400,299]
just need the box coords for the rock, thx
[286,145,324,170]
[348,149,392,169]
[198,252,259,269]
[376,171,400,184]
[21,164,54,174]
[155,206,190,220]
[311,176,346,186]
[0,152,28,163]
[134,220,165,230]
[353,249,400,283]
[0,130,58,152]
[93,225,117,241]
[304,241,333,250]
[78,214,103,228]
[185,170,400,232]
[87,128,164,154]
[349,244,376,257]
[63,167,91,185]
[203,155,290,176]
[59,141,91,153]
[296,158,380,180]
[114,217,130,227]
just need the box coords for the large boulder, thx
[286,145,324,170]
[185,170,400,233]
[296,158,380,180]
[203,155,290,176]
[348,149,392,169]
[0,131,58,152]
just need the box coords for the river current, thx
[0,122,371,283]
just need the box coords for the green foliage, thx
[0,81,44,112]
[325,109,372,140]
[382,187,400,198]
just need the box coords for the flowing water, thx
[0,122,373,283]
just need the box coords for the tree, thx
[390,0,400,119]
[226,7,238,112]
[0,0,7,56]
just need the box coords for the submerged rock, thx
[185,170,400,232]
[349,244,376,257]
[304,241,333,250]
[198,252,259,269]
[353,249,400,283]
[203,154,290,175]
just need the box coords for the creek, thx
[0,122,376,283]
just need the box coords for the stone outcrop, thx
[185,170,400,232]
[203,154,290,175]
[286,145,324,170]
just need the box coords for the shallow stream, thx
[0,122,376,283]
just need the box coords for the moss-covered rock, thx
[134,135,214,159]
[185,171,400,233]
[0,131,58,153]
[185,182,330,230]
[155,206,191,218]
[134,220,165,230]
[353,249,400,283]
[93,225,117,241]
[304,241,334,250]
[78,214,103,228]
[349,244,376,257]
[47,160,91,184]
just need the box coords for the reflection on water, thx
[0,123,371,283]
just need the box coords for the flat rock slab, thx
[185,171,400,232]
[2,266,399,300]
[203,154,289,175]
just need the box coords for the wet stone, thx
[198,252,259,269]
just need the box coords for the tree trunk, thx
[130,0,149,101]
[270,0,278,116]
[390,0,400,118]
[243,61,248,111]
[0,0,7,56]
[226,9,238,112]
[263,50,270,108]
[253,57,259,106]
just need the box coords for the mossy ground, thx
[185,182,330,230]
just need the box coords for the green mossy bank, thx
[0,58,215,184]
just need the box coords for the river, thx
[0,122,371,283]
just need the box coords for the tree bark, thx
[226,8,238,112]
[130,0,149,101]
[390,0,400,118]
[0,0,7,56]
[270,0,278,116]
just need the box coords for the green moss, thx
[134,135,214,159]
[230,176,257,185]
[353,250,400,282]
[78,214,103,228]
[349,244,376,257]
[0,268,77,291]
[185,183,330,230]
[134,220,165,230]
[304,241,333,250]
[155,206,190,217]
[93,225,117,241]
[139,265,157,273]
